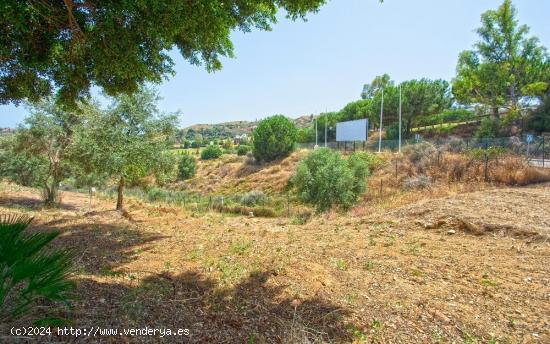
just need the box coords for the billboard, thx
[336,119,368,142]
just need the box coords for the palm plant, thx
[0,214,75,324]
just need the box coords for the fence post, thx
[379,180,383,197]
[543,136,546,168]
[484,152,489,182]
[395,159,398,179]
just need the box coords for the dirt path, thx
[1,183,549,343]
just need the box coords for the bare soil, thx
[0,182,549,343]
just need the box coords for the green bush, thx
[237,145,251,156]
[385,122,400,140]
[252,115,297,162]
[291,148,370,212]
[475,118,501,138]
[177,154,196,180]
[201,145,223,160]
[527,95,550,133]
[0,215,75,325]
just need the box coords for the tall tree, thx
[361,75,451,135]
[72,88,177,210]
[1,0,327,106]
[452,0,549,119]
[400,79,452,135]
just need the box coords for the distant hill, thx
[180,115,315,141]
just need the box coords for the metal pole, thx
[398,84,402,153]
[324,114,327,148]
[378,89,384,153]
[315,118,318,147]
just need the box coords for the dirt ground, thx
[0,182,549,343]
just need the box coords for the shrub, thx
[403,174,432,189]
[0,215,75,325]
[475,118,500,138]
[223,147,235,155]
[253,115,297,162]
[237,145,251,156]
[240,190,267,206]
[443,136,467,153]
[402,142,437,164]
[201,145,223,160]
[291,148,368,212]
[177,154,197,180]
[347,152,372,195]
[385,122,400,140]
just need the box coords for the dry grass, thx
[178,150,308,195]
[1,181,549,343]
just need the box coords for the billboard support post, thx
[378,89,384,153]
[399,85,402,153]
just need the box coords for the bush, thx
[402,142,437,164]
[291,148,369,212]
[347,152,373,195]
[201,145,223,160]
[385,122,400,140]
[443,136,467,153]
[403,175,432,189]
[239,190,267,206]
[237,145,251,156]
[253,115,297,162]
[475,118,500,138]
[177,154,196,180]
[0,215,75,325]
[223,147,235,155]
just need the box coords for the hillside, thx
[181,115,315,141]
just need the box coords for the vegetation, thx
[201,145,223,160]
[237,145,251,156]
[1,0,327,106]
[177,155,197,181]
[291,148,372,212]
[475,118,501,139]
[71,88,177,210]
[452,0,549,121]
[0,214,74,325]
[0,100,81,205]
[253,115,297,162]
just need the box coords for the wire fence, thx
[297,135,548,168]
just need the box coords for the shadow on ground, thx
[67,270,350,343]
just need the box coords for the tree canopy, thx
[1,0,327,106]
[72,87,177,210]
[452,0,549,119]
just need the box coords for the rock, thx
[456,218,484,235]
[447,229,456,235]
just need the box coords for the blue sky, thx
[1,0,549,128]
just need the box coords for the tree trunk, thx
[492,107,500,120]
[44,181,58,206]
[116,176,125,211]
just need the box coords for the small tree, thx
[2,100,80,205]
[253,115,297,162]
[178,154,197,180]
[201,145,223,160]
[291,149,371,212]
[73,88,177,210]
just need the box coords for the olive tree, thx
[73,88,177,210]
